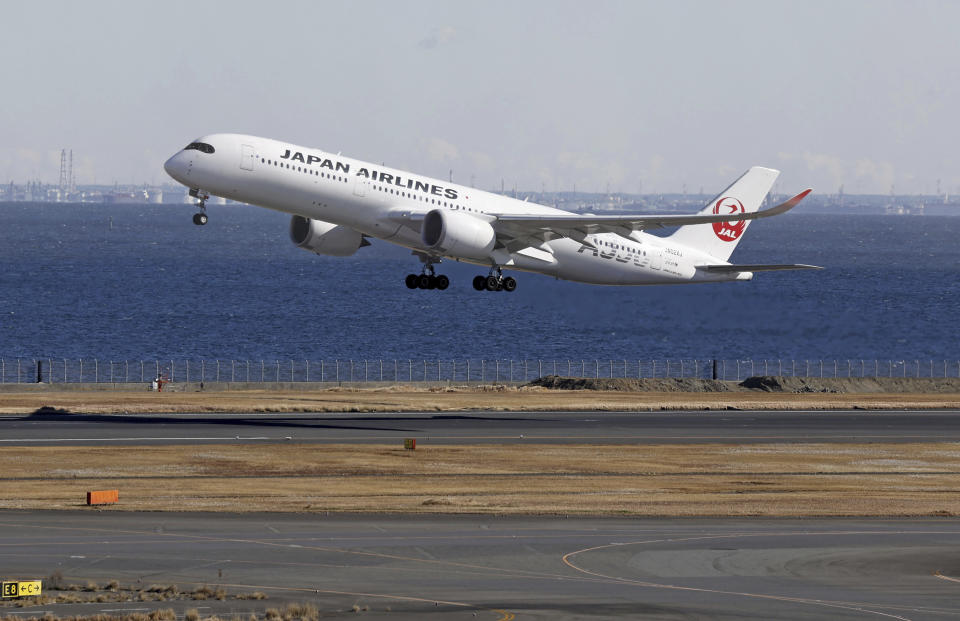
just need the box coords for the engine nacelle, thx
[421,209,496,260]
[289,216,369,257]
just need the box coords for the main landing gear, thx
[405,258,449,291]
[190,188,209,226]
[473,269,517,292]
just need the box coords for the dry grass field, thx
[1,442,958,517]
[2,386,958,518]
[1,386,960,414]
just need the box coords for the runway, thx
[1,410,960,445]
[1,511,958,620]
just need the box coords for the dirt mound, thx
[527,375,737,392]
[527,375,960,394]
[739,376,960,394]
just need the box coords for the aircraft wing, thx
[696,263,823,273]
[493,190,812,245]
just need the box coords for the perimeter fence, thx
[3,358,960,385]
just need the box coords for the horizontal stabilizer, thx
[697,263,823,273]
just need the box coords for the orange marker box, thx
[86,490,119,505]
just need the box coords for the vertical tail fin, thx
[669,166,780,262]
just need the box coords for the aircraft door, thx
[353,177,369,198]
[651,249,663,270]
[240,144,255,171]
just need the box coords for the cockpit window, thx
[184,142,215,154]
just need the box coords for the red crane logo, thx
[712,197,746,242]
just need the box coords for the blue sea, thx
[0,202,957,361]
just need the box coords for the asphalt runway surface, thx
[1,511,958,620]
[1,410,960,446]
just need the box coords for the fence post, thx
[496,360,500,382]
[321,360,325,382]
[666,360,670,378]
[510,360,514,382]
[596,359,599,378]
[95,359,99,383]
[336,360,340,383]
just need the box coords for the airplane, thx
[163,134,819,292]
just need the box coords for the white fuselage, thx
[163,133,748,286]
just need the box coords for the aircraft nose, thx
[163,152,188,183]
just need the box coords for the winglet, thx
[761,189,813,217]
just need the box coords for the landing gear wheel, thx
[405,274,418,289]
[418,274,432,289]
[472,276,486,291]
[436,275,449,290]
[502,276,517,292]
[192,213,208,226]
[485,275,500,291]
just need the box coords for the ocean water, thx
[0,202,957,361]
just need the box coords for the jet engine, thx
[289,216,370,256]
[421,209,496,260]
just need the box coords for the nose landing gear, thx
[189,188,209,226]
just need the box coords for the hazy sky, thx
[2,0,958,195]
